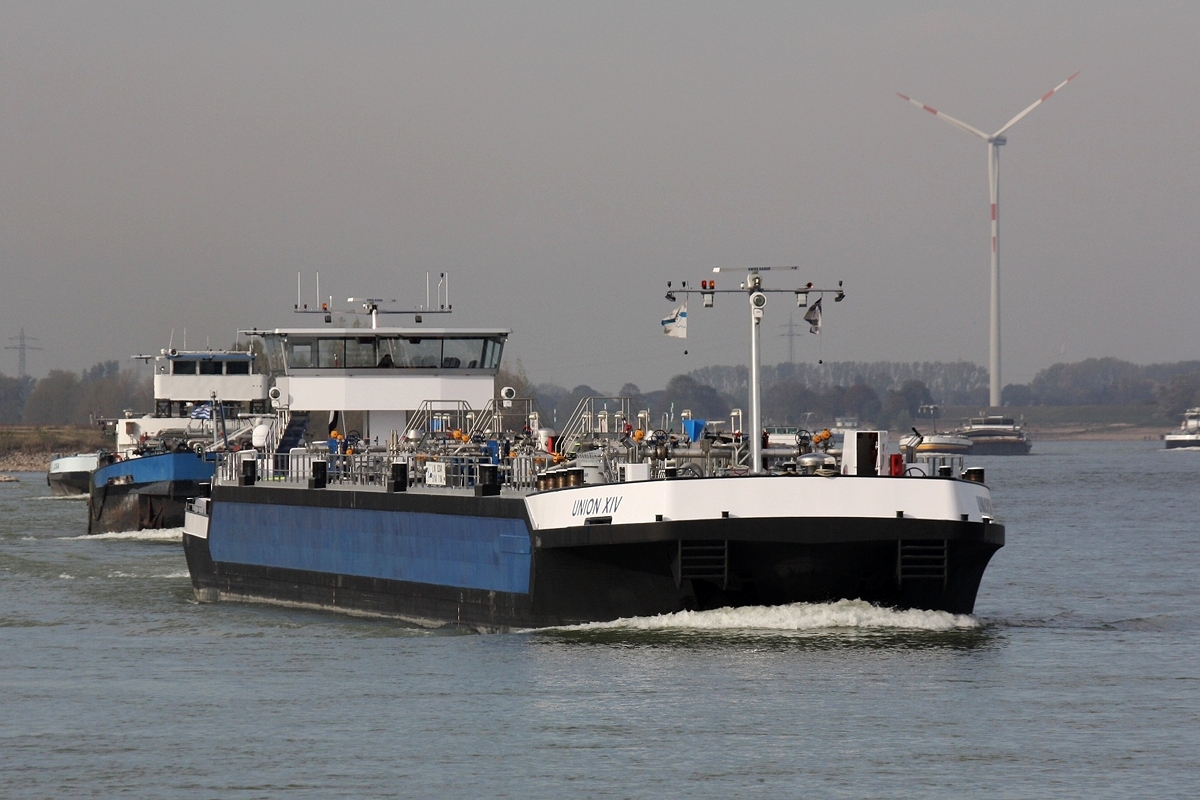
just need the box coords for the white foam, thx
[58,573,75,580]
[557,599,979,632]
[64,527,184,542]
[107,569,191,579]
[33,494,89,501]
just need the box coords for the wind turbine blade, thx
[896,92,990,139]
[993,72,1080,137]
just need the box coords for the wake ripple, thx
[63,527,184,542]
[559,598,979,632]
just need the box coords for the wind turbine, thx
[898,72,1079,407]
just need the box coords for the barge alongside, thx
[183,273,1004,629]
[47,452,102,496]
[88,348,269,533]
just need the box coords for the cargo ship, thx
[952,415,1032,455]
[183,272,1004,630]
[88,348,269,533]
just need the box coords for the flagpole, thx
[211,392,219,452]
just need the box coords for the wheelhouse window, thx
[409,338,443,368]
[317,338,345,369]
[198,360,222,375]
[225,360,251,375]
[286,338,315,369]
[279,334,505,371]
[442,338,484,369]
[172,360,197,375]
[345,337,377,368]
[481,338,504,369]
[259,337,285,376]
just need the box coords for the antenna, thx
[295,272,324,311]
[665,268,845,474]
[898,73,1079,406]
[295,272,455,326]
[5,328,42,378]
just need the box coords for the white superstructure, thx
[253,326,509,446]
[110,349,270,457]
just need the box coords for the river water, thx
[1,440,1197,798]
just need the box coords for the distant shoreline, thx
[0,452,55,473]
[0,426,1171,475]
[1026,425,1164,442]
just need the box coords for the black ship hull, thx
[47,471,91,497]
[184,484,1004,631]
[967,438,1032,455]
[89,479,203,534]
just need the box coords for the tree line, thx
[1002,357,1200,416]
[500,357,1200,431]
[5,354,1196,430]
[499,362,943,432]
[0,362,152,425]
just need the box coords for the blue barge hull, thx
[88,452,215,534]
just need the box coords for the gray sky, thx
[3,2,1197,392]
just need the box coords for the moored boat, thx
[183,273,1004,629]
[1164,408,1200,449]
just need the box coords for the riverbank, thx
[1026,424,1164,441]
[0,425,111,476]
[0,452,51,473]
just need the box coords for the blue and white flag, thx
[803,297,822,334]
[662,302,687,338]
[190,402,213,420]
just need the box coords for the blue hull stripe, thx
[92,452,214,489]
[209,502,532,595]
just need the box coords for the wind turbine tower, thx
[898,73,1079,407]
